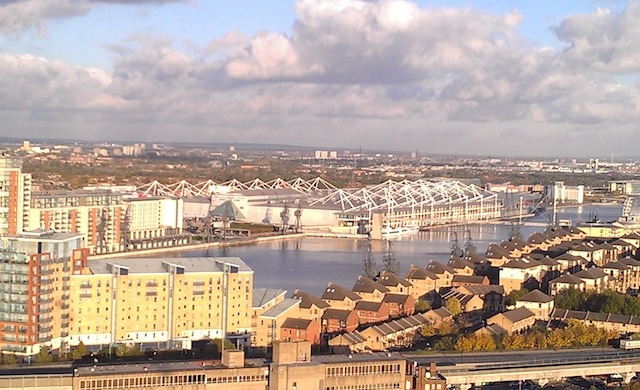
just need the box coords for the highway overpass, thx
[408,348,640,389]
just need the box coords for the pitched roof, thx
[426,260,456,275]
[451,274,487,284]
[425,307,453,319]
[501,307,535,323]
[517,289,553,303]
[352,276,390,294]
[573,268,608,280]
[603,261,629,271]
[281,318,313,330]
[210,200,246,220]
[405,265,439,281]
[322,283,362,302]
[354,300,385,312]
[252,288,286,309]
[322,308,354,321]
[503,258,542,269]
[448,257,475,270]
[328,331,366,346]
[486,244,510,259]
[458,284,505,296]
[261,299,301,319]
[382,293,411,304]
[619,257,640,267]
[376,271,412,288]
[292,290,330,309]
[550,274,584,285]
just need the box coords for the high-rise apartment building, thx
[0,230,87,356]
[0,154,31,236]
[28,191,184,254]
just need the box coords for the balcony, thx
[146,282,158,288]
[79,293,92,299]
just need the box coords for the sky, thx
[0,0,639,158]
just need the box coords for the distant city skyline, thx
[0,0,638,157]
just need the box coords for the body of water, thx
[157,204,623,296]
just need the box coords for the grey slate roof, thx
[261,299,301,319]
[376,271,412,288]
[352,276,389,294]
[550,274,584,285]
[573,268,608,279]
[322,283,362,302]
[502,307,535,323]
[355,301,385,312]
[382,293,411,304]
[322,308,354,321]
[281,318,313,330]
[516,289,553,303]
[252,288,286,309]
[426,260,456,275]
[405,266,439,281]
[451,274,486,284]
[292,290,330,309]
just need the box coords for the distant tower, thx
[294,205,302,233]
[362,237,378,279]
[381,240,400,274]
[280,204,290,235]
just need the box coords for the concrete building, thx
[546,181,584,204]
[68,257,254,351]
[69,340,408,390]
[0,231,86,357]
[0,155,31,236]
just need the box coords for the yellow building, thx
[68,257,253,350]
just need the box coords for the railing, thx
[438,350,640,374]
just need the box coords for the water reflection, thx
[162,205,623,296]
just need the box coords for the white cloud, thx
[2,0,640,157]
[0,0,183,37]
[554,3,640,73]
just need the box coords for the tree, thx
[444,297,462,316]
[421,324,438,338]
[34,346,54,363]
[71,341,87,360]
[505,288,529,307]
[555,288,586,310]
[415,299,431,313]
[434,336,456,351]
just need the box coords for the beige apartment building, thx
[68,256,254,351]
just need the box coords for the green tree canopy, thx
[444,297,462,316]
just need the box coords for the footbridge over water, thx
[436,353,640,389]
